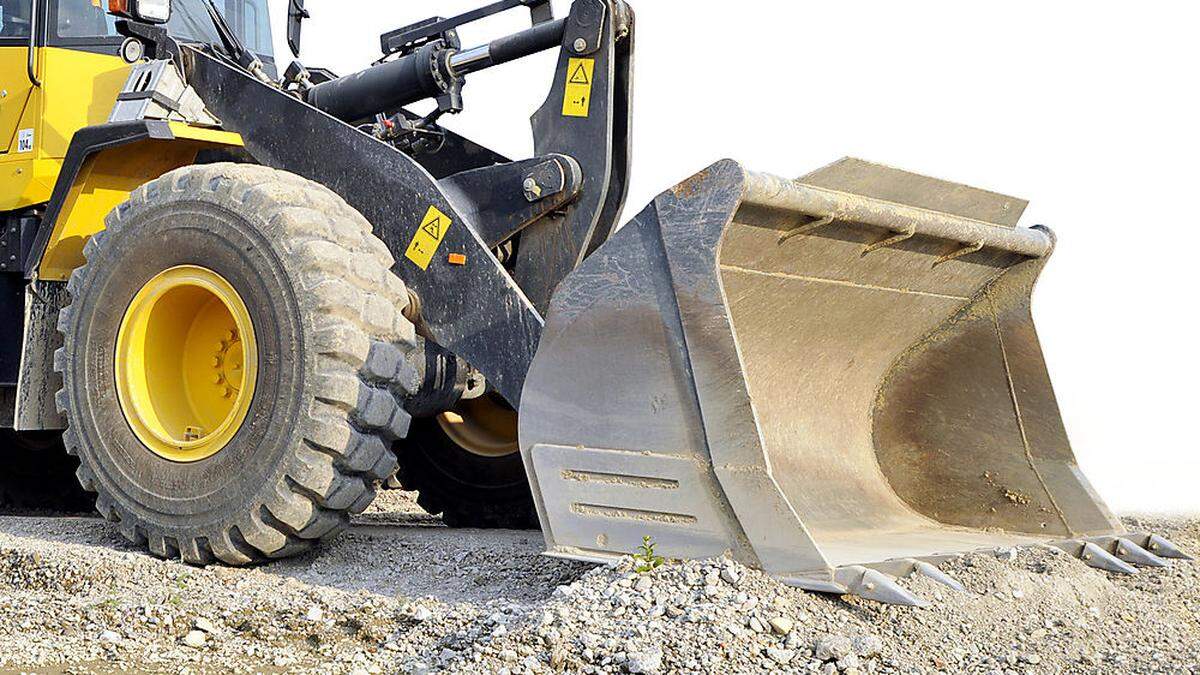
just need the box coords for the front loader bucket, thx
[520,159,1189,603]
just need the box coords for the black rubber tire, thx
[56,163,418,564]
[0,429,93,513]
[393,418,538,529]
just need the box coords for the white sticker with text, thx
[17,129,34,153]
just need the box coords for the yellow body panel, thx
[166,121,243,146]
[0,47,36,152]
[0,47,245,279]
[1,47,131,211]
[37,136,244,280]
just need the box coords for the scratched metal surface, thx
[523,158,1123,582]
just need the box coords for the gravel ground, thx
[0,492,1195,674]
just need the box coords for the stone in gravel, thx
[98,630,120,644]
[500,649,518,663]
[748,616,765,633]
[634,575,653,593]
[768,616,793,635]
[852,635,883,658]
[626,647,663,674]
[720,567,740,585]
[838,653,861,670]
[815,635,853,661]
[194,617,217,634]
[183,630,207,648]
[410,605,433,622]
[305,605,324,622]
[766,648,795,665]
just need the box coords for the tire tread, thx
[56,163,419,565]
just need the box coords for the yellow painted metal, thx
[1,47,130,211]
[115,266,258,463]
[0,46,36,153]
[38,135,238,280]
[437,394,519,458]
[166,121,244,146]
[1,48,248,281]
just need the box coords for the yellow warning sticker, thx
[562,58,595,118]
[405,206,452,270]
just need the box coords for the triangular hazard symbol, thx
[569,62,590,85]
[422,216,443,239]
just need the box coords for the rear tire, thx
[56,163,417,564]
[394,396,538,529]
[0,429,92,512]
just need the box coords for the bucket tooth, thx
[912,560,967,592]
[1053,540,1137,575]
[835,566,928,607]
[873,558,966,592]
[1135,534,1194,561]
[1104,537,1168,568]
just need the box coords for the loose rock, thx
[625,647,663,674]
[182,630,206,649]
[766,647,794,664]
[815,635,853,661]
[768,616,793,635]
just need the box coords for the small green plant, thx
[632,535,664,573]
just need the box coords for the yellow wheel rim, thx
[436,394,519,458]
[115,266,258,463]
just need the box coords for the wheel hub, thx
[436,394,518,458]
[115,266,258,462]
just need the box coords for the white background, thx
[267,0,1198,514]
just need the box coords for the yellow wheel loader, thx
[0,0,1188,602]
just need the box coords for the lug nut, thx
[573,38,587,52]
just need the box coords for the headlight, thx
[108,0,172,25]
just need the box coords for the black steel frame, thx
[183,0,633,406]
[23,0,634,409]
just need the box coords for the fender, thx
[25,119,244,281]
